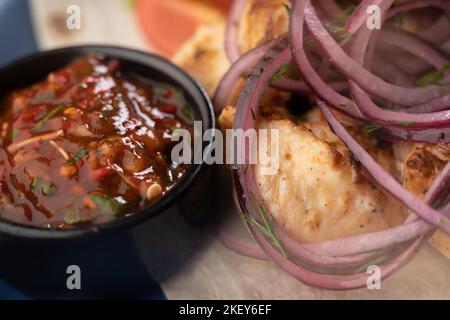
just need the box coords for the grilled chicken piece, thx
[254,108,407,243]
[237,0,289,54]
[402,143,450,258]
[172,24,230,96]
[172,0,289,96]
[172,23,290,113]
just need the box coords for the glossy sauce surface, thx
[0,56,192,228]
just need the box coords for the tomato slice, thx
[135,0,231,57]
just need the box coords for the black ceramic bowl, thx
[0,46,215,240]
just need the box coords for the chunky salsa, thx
[0,55,193,228]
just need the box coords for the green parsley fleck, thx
[66,148,88,167]
[32,104,64,132]
[413,63,450,87]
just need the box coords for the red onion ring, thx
[217,222,268,260]
[345,0,385,34]
[216,0,450,290]
[272,78,349,93]
[229,36,429,288]
[315,0,343,20]
[378,28,449,70]
[225,0,246,64]
[214,41,273,114]
[419,15,450,46]
[302,1,450,107]
[372,56,413,87]
[385,0,450,20]
[249,220,422,290]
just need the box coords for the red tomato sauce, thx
[0,55,193,228]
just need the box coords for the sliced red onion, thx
[382,52,433,77]
[443,38,450,53]
[346,0,450,129]
[345,0,385,33]
[399,94,450,114]
[315,0,342,20]
[216,0,450,290]
[289,7,364,119]
[216,221,268,260]
[232,170,383,270]
[225,0,246,63]
[302,1,450,107]
[380,126,450,143]
[385,0,450,21]
[419,15,450,46]
[372,56,413,87]
[214,41,273,114]
[378,28,449,70]
[351,84,450,128]
[250,220,423,290]
[272,78,349,93]
[230,36,430,287]
[383,0,450,74]
[298,0,450,234]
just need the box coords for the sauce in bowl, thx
[0,55,193,228]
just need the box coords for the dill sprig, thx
[283,3,292,16]
[399,120,416,127]
[240,194,287,257]
[271,63,290,81]
[354,254,390,274]
[412,63,450,87]
[362,121,381,135]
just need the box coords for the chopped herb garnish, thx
[100,111,108,119]
[66,148,88,166]
[180,105,193,121]
[354,254,390,274]
[333,27,354,46]
[383,101,400,110]
[63,209,83,225]
[399,120,416,127]
[42,183,57,196]
[323,24,354,46]
[413,63,450,87]
[104,136,121,142]
[31,177,42,191]
[90,195,126,217]
[250,107,257,120]
[240,194,287,257]
[32,104,64,132]
[271,63,290,81]
[438,217,447,226]
[432,199,443,209]
[63,209,93,225]
[337,4,357,22]
[11,128,20,141]
[171,127,184,137]
[283,3,292,16]
[362,122,381,135]
[31,177,56,196]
